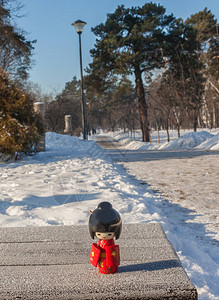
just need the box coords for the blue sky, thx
[16,0,219,94]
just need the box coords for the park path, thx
[94,135,219,241]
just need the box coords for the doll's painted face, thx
[95,232,115,240]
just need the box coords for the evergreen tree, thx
[186,9,219,127]
[186,8,219,81]
[0,70,43,155]
[87,3,174,142]
[162,19,205,131]
[0,0,35,81]
[186,8,217,44]
[85,74,137,132]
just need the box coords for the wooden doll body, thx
[89,237,120,274]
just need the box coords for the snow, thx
[197,133,219,150]
[0,129,219,299]
[106,128,219,151]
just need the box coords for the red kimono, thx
[89,239,120,274]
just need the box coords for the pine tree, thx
[162,19,205,131]
[0,70,43,155]
[87,3,174,142]
[186,8,219,80]
[0,0,35,81]
[186,9,219,127]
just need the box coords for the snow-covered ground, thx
[0,129,219,299]
[105,127,219,151]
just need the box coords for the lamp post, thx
[72,19,87,140]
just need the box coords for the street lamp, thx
[72,19,87,140]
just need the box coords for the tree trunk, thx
[123,118,126,133]
[193,114,198,132]
[157,126,160,144]
[134,67,150,142]
[173,107,181,137]
[166,119,170,142]
[177,125,180,138]
[212,98,218,128]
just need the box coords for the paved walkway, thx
[0,224,197,299]
[95,135,219,241]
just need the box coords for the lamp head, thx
[72,19,86,34]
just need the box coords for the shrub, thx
[0,70,43,155]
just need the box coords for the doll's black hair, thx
[89,202,122,240]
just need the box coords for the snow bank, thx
[0,132,104,163]
[41,132,108,163]
[196,133,219,151]
[107,129,219,151]
[46,132,95,154]
[164,131,213,150]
